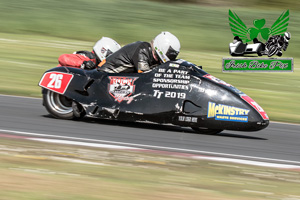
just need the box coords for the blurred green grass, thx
[0,0,299,123]
[1,137,300,200]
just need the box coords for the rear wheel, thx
[43,90,85,119]
[191,127,223,135]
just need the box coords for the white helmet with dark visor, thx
[93,37,121,61]
[153,32,180,63]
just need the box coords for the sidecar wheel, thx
[43,90,84,119]
[191,127,223,135]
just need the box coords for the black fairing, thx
[41,60,269,132]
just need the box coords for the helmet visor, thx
[106,49,113,57]
[166,46,179,61]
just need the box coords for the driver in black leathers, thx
[99,31,181,73]
[265,32,291,56]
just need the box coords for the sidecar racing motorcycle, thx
[39,60,269,134]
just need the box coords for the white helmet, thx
[153,31,180,63]
[284,32,291,42]
[93,37,121,61]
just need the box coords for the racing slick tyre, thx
[267,45,278,57]
[192,127,223,135]
[276,51,283,57]
[43,90,85,120]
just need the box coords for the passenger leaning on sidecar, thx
[99,31,181,73]
[57,37,121,69]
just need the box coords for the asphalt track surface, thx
[0,94,299,165]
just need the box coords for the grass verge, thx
[0,137,300,200]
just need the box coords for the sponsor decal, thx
[155,47,168,62]
[101,47,106,54]
[224,10,293,72]
[203,74,231,87]
[207,102,250,122]
[241,95,269,120]
[169,63,179,68]
[202,74,243,94]
[108,76,138,103]
[39,72,73,94]
[178,116,198,123]
[152,68,190,91]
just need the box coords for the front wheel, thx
[43,90,85,119]
[267,45,278,57]
[191,127,223,135]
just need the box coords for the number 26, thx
[47,74,63,89]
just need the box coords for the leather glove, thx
[81,61,96,70]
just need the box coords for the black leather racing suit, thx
[266,35,289,51]
[99,41,159,73]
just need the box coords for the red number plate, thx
[39,72,73,94]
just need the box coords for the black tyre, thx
[267,45,278,57]
[191,127,223,135]
[43,90,84,119]
[276,51,282,57]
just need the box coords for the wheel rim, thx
[47,91,73,115]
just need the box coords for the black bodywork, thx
[41,60,269,132]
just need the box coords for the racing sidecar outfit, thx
[57,51,98,69]
[99,41,159,73]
